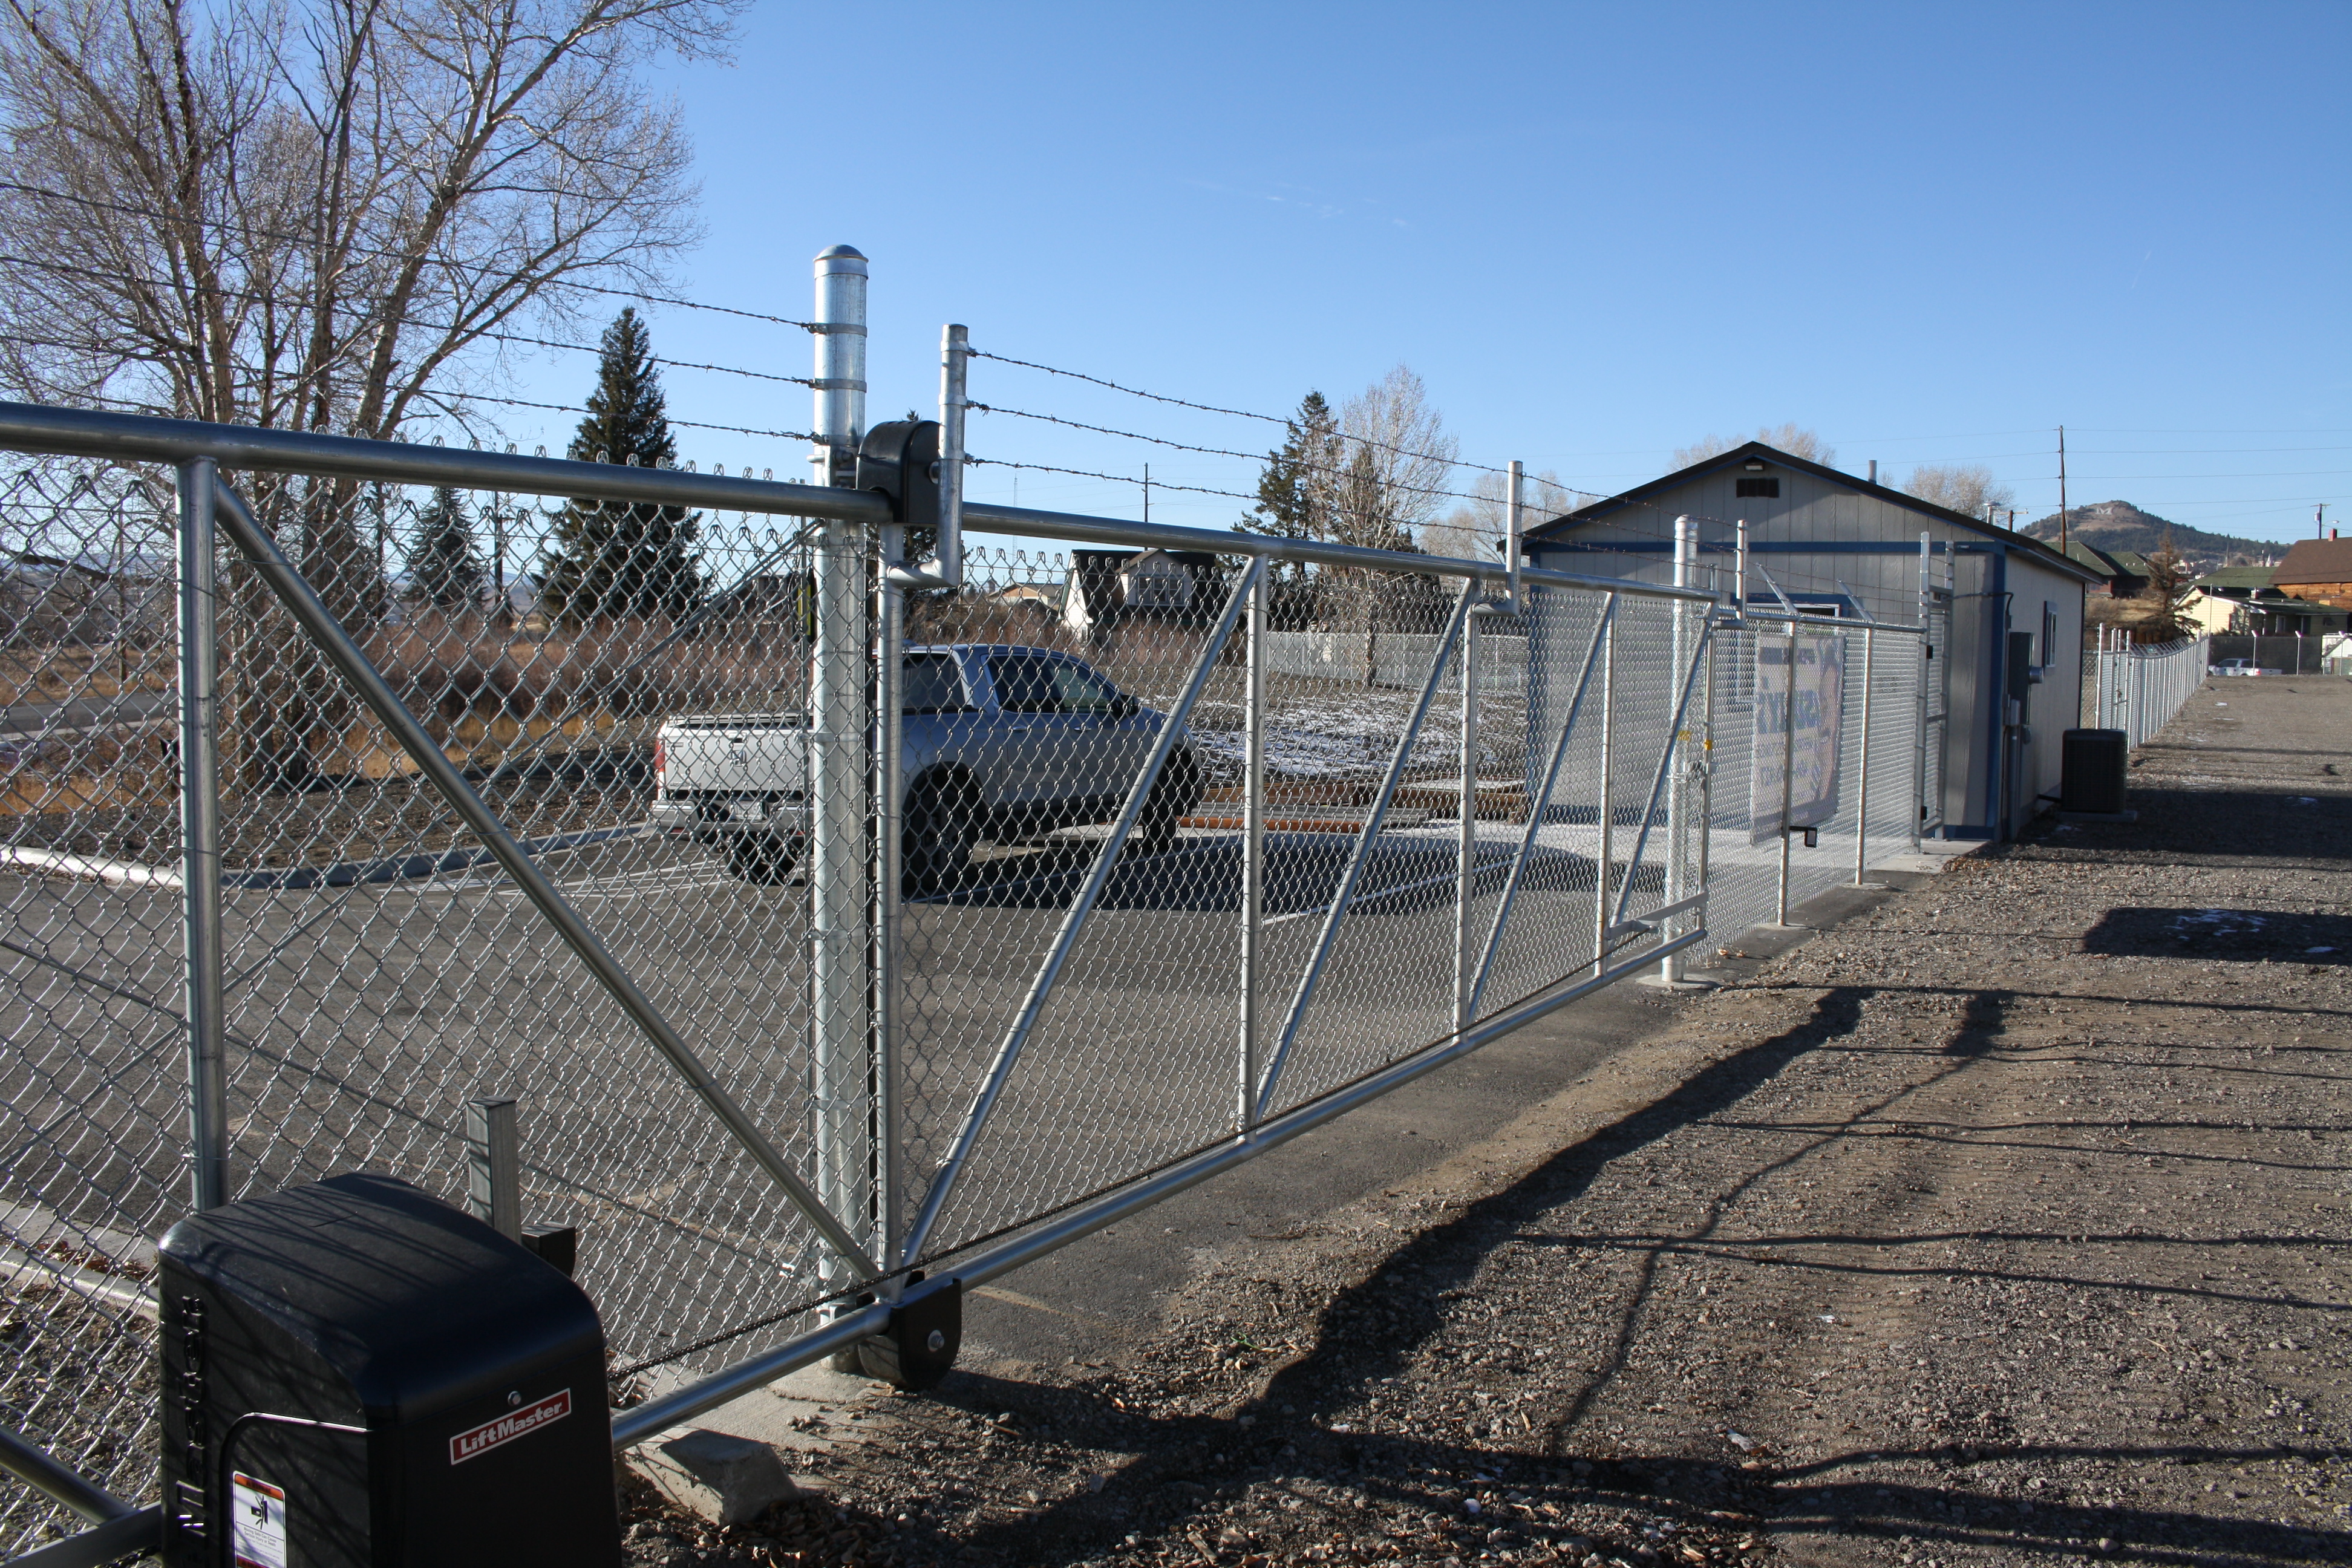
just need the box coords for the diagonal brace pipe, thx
[1463,596,1615,1022]
[1613,618,1716,927]
[898,557,1266,1267]
[1256,584,1477,1122]
[204,480,880,1279]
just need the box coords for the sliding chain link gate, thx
[0,398,1931,1558]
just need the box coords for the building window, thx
[1735,477,1779,498]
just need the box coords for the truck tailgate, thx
[661,715,809,792]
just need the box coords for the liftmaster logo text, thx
[449,1390,572,1464]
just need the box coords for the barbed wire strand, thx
[970,346,1514,478]
[969,401,1501,508]
[0,247,818,391]
[0,179,818,332]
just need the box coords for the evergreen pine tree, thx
[540,309,703,622]
[1233,390,1340,547]
[405,485,486,612]
[1232,391,1340,622]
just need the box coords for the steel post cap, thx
[813,244,868,274]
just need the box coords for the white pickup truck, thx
[652,644,1203,890]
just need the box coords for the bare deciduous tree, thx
[1673,423,1837,470]
[0,0,739,781]
[0,0,735,439]
[1334,365,1457,552]
[1901,463,2016,521]
[1420,468,1580,562]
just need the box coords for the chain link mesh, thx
[3,448,1935,1555]
[1,458,850,1553]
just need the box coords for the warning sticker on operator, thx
[231,1471,288,1568]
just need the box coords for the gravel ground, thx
[630,675,2350,1568]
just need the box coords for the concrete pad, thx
[1867,844,1978,874]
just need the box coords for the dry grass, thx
[0,644,172,706]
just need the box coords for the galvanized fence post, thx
[464,1096,522,1240]
[874,555,904,1272]
[1239,566,1267,1130]
[1774,617,1798,927]
[1913,534,1929,853]
[809,244,873,1289]
[1453,599,1481,1033]
[1592,607,1616,970]
[1658,515,1694,984]
[1854,625,1875,884]
[176,456,227,1212]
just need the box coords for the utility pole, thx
[1142,463,1151,524]
[2057,425,2068,557]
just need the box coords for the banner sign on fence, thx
[1751,632,1846,844]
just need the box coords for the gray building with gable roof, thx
[1526,441,2102,840]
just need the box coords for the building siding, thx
[1526,453,2091,840]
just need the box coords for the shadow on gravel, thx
[887,1370,2348,1567]
[875,989,1892,1564]
[863,982,2352,1565]
[2054,785,2350,861]
[1761,1442,2351,1567]
[2080,906,2352,965]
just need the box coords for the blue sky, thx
[491,1,2349,548]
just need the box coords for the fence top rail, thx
[0,400,887,524]
[0,400,1712,601]
[958,498,1714,603]
[1731,606,1928,636]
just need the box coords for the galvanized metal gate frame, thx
[0,403,1725,1532]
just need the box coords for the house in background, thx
[2062,541,2153,597]
[1062,549,1224,652]
[2273,537,2352,612]
[2186,565,2278,635]
[2188,556,2351,638]
[1526,440,2100,841]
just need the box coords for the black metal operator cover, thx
[157,1173,619,1567]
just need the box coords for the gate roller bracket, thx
[855,1274,962,1390]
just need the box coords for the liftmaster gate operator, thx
[157,1173,621,1566]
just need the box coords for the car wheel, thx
[723,833,802,886]
[1133,746,1201,852]
[904,776,976,895]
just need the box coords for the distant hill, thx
[2019,501,2282,571]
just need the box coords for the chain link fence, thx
[2081,635,2212,748]
[1,418,1936,1555]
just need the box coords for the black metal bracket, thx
[857,1273,961,1391]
